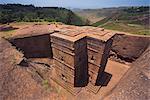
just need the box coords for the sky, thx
[0,0,149,9]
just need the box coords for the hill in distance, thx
[0,4,88,26]
[74,6,150,35]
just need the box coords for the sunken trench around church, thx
[1,23,150,100]
[6,25,115,95]
[7,24,119,95]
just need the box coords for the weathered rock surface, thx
[0,38,53,100]
[105,45,150,100]
[110,34,150,63]
[0,24,150,100]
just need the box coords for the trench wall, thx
[10,34,52,58]
[110,34,150,62]
[9,32,150,63]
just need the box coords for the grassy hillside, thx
[0,4,87,25]
[75,7,150,35]
[74,8,122,24]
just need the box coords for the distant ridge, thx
[0,4,88,25]
[74,6,150,35]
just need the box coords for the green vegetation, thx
[0,30,15,38]
[0,4,87,25]
[92,17,111,27]
[75,6,150,35]
[42,79,60,93]
[93,7,150,35]
[42,80,49,89]
[101,22,150,35]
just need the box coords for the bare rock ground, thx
[105,45,150,100]
[0,24,150,100]
[0,38,62,100]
